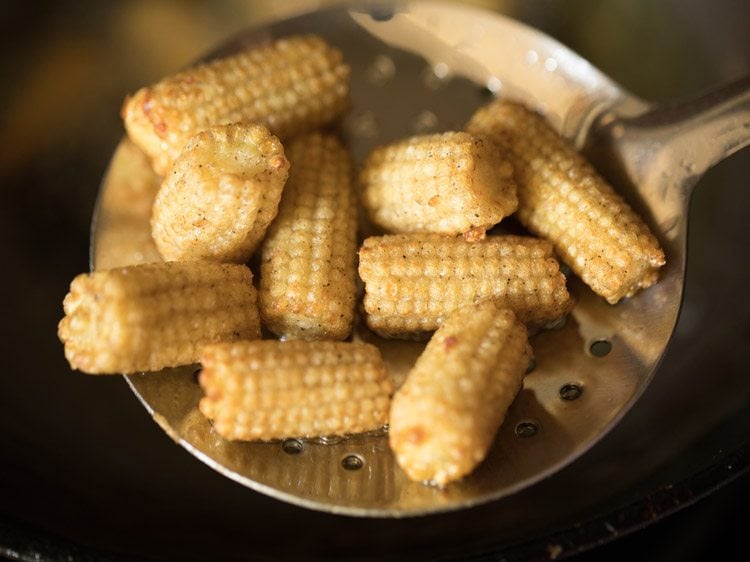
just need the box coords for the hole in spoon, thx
[341,454,365,471]
[282,439,304,455]
[515,421,538,438]
[560,383,583,401]
[369,6,394,21]
[478,85,494,99]
[589,339,612,357]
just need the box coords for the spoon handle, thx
[612,75,750,193]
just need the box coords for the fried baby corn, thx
[151,123,289,263]
[260,133,357,340]
[360,131,517,237]
[122,34,350,175]
[358,233,573,337]
[58,262,261,374]
[389,302,531,486]
[198,340,393,441]
[466,100,665,303]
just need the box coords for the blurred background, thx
[1,0,748,560]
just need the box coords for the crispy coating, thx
[198,340,393,441]
[389,302,531,486]
[358,233,573,337]
[58,262,261,374]
[151,123,289,263]
[466,100,665,303]
[360,131,517,235]
[122,34,350,175]
[259,133,357,340]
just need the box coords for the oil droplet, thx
[610,123,625,139]
[422,62,451,90]
[348,110,379,138]
[486,76,502,94]
[433,62,450,79]
[680,159,696,173]
[315,434,345,445]
[410,110,439,134]
[599,112,617,126]
[366,55,396,86]
[525,49,539,65]
[544,57,558,72]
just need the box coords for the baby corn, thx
[389,302,531,486]
[358,233,573,337]
[198,340,393,441]
[151,123,289,263]
[259,133,357,340]
[466,100,665,303]
[360,131,517,237]
[58,262,261,374]
[122,34,350,175]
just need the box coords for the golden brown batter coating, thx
[198,340,393,441]
[360,131,517,236]
[122,35,350,175]
[389,302,531,486]
[466,100,665,303]
[58,261,261,374]
[151,123,289,263]
[358,233,573,337]
[260,133,357,340]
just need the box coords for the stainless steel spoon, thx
[91,1,750,516]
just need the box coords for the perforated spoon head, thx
[92,2,749,516]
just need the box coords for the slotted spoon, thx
[91,1,750,516]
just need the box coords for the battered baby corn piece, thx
[151,123,289,263]
[58,262,261,375]
[260,133,357,340]
[358,233,573,338]
[122,34,350,175]
[466,100,665,303]
[198,340,393,441]
[389,302,531,486]
[360,131,517,237]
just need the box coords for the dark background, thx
[1,0,748,560]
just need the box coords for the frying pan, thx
[2,0,749,559]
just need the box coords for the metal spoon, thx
[92,1,750,516]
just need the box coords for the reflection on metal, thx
[93,1,749,517]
